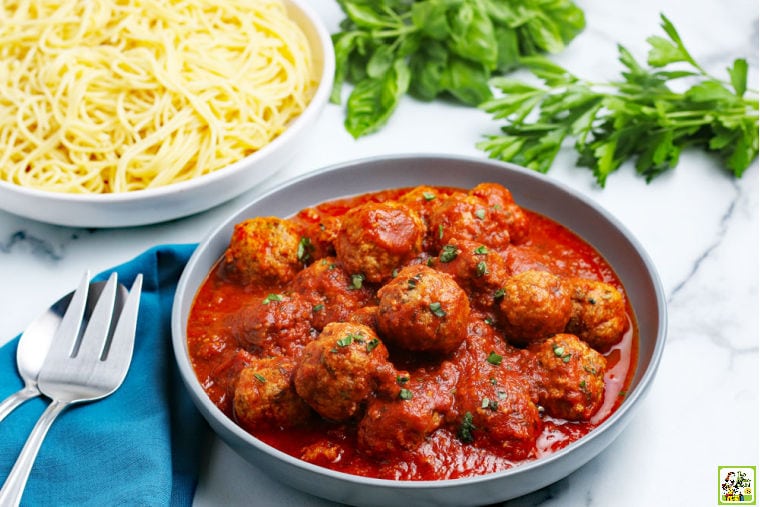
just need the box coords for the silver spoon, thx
[0,278,108,422]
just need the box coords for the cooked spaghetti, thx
[0,0,316,193]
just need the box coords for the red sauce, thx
[187,185,638,481]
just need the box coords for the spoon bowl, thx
[0,280,109,422]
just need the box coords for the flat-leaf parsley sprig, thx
[331,0,586,139]
[477,14,759,186]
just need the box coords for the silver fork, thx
[0,271,143,507]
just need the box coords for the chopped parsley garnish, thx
[429,302,446,317]
[350,273,365,290]
[253,373,266,383]
[399,388,413,400]
[458,412,477,443]
[474,245,488,255]
[336,335,355,347]
[481,397,498,411]
[341,333,366,347]
[422,191,436,201]
[297,237,314,263]
[493,288,506,299]
[366,338,380,352]
[439,244,459,263]
[476,261,488,277]
[553,344,573,363]
[262,293,283,304]
[312,303,324,313]
[487,351,503,365]
[474,208,486,220]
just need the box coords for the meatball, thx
[397,185,446,251]
[347,305,380,329]
[288,257,375,331]
[222,216,302,285]
[293,207,342,261]
[431,238,510,310]
[233,357,312,432]
[377,264,470,354]
[428,192,509,251]
[357,389,444,458]
[529,334,607,421]
[448,318,541,402]
[455,368,542,459]
[503,245,555,275]
[469,182,515,208]
[231,293,315,357]
[468,183,529,244]
[427,189,526,252]
[565,278,628,350]
[498,270,572,346]
[357,360,457,457]
[335,201,425,284]
[293,322,397,421]
[398,185,445,224]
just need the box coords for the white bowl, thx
[0,0,334,228]
[172,154,668,506]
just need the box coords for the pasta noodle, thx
[0,0,317,193]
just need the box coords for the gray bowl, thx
[171,154,667,507]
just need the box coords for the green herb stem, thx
[479,14,758,185]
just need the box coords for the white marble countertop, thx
[1,1,757,505]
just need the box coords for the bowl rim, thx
[0,0,335,205]
[171,153,668,489]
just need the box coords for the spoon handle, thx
[0,399,69,507]
[0,385,40,423]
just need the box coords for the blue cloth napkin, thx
[0,244,207,506]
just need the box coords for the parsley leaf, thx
[458,411,477,443]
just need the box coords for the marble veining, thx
[0,0,757,506]
[0,229,72,261]
[668,183,740,300]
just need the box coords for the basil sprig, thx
[331,0,585,138]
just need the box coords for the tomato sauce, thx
[186,185,638,481]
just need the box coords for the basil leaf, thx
[448,1,498,70]
[345,59,411,138]
[331,31,363,103]
[411,1,450,40]
[523,15,566,55]
[342,2,394,29]
[333,0,587,137]
[408,39,450,101]
[367,44,396,78]
[494,26,521,72]
[441,56,492,106]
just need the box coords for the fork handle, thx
[0,385,40,424]
[0,399,69,507]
